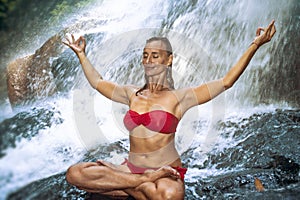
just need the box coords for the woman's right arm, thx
[63,35,130,105]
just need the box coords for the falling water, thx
[0,0,299,199]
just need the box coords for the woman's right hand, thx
[63,34,86,56]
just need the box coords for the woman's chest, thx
[129,91,178,113]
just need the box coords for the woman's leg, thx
[66,160,182,199]
[129,177,185,200]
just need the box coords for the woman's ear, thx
[167,54,173,66]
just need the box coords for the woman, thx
[63,20,276,200]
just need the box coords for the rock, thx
[6,172,88,200]
[6,140,133,200]
[0,107,63,158]
[5,21,106,108]
[6,55,33,106]
[6,33,66,107]
[7,171,133,200]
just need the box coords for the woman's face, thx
[142,40,172,77]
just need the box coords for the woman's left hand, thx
[253,20,276,47]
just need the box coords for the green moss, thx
[50,1,71,22]
[0,0,97,31]
[0,0,20,30]
[49,0,98,25]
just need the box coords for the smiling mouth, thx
[144,64,156,68]
[144,64,157,70]
[145,66,155,70]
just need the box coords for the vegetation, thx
[0,0,20,30]
[50,0,97,24]
[0,0,96,31]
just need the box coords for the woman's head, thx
[136,37,174,95]
[142,37,173,75]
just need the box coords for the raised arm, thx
[63,34,131,105]
[222,20,276,89]
[182,20,276,108]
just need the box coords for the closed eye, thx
[143,53,148,59]
[152,53,159,58]
[143,52,159,59]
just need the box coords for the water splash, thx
[0,0,299,199]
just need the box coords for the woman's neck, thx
[147,82,170,93]
[147,74,170,92]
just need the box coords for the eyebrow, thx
[143,50,160,54]
[143,51,159,54]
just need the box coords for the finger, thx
[81,36,86,46]
[71,34,75,43]
[270,24,276,37]
[78,36,86,47]
[266,20,275,31]
[265,20,275,35]
[173,169,180,178]
[64,35,71,44]
[256,27,264,36]
[62,40,69,46]
[62,36,72,46]
[266,20,275,32]
[75,36,81,44]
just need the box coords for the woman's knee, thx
[66,162,131,195]
[66,164,81,185]
[161,186,184,200]
[157,179,185,200]
[66,162,99,185]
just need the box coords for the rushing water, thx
[0,0,299,199]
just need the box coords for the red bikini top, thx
[123,110,179,134]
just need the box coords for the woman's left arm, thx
[184,20,276,107]
[222,20,276,89]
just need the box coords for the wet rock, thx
[0,107,63,158]
[271,155,300,185]
[6,172,89,200]
[7,173,132,200]
[6,110,300,199]
[205,109,300,170]
[183,109,300,199]
[7,171,132,200]
[6,55,34,106]
[6,34,64,107]
[194,168,299,199]
[7,141,130,200]
[5,24,105,108]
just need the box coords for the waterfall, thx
[0,0,299,199]
[66,0,298,108]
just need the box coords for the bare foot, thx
[96,160,118,170]
[96,159,108,166]
[145,166,180,181]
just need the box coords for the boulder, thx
[6,55,33,106]
[6,33,66,107]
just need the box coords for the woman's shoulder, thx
[171,87,198,109]
[123,84,141,97]
[171,87,194,96]
[124,84,139,90]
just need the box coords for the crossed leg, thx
[66,160,185,200]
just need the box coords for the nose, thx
[145,54,152,64]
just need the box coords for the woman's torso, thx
[126,89,184,168]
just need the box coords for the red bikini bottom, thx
[122,158,187,181]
